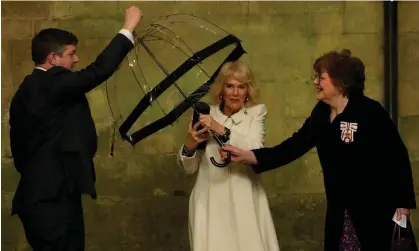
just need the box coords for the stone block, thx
[266,33,315,83]
[202,13,250,39]
[52,2,120,20]
[399,80,419,117]
[258,83,288,144]
[1,1,52,19]
[311,34,384,83]
[271,14,312,36]
[93,129,194,197]
[267,152,324,195]
[249,2,343,15]
[9,40,34,90]
[409,196,419,245]
[399,2,419,33]
[118,1,196,19]
[245,52,287,85]
[82,196,189,248]
[304,2,344,14]
[343,1,383,34]
[1,118,13,159]
[87,86,113,132]
[1,208,28,248]
[283,80,318,118]
[249,2,306,15]
[2,41,14,159]
[239,14,275,37]
[399,115,419,162]
[268,193,326,249]
[1,160,19,194]
[399,33,419,82]
[283,117,310,139]
[308,13,344,35]
[411,161,419,194]
[364,78,384,105]
[34,19,124,39]
[178,1,249,17]
[2,19,33,40]
[2,41,13,111]
[339,33,384,81]
[310,34,343,62]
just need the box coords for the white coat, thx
[177,104,280,251]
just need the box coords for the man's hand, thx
[220,145,258,165]
[123,6,143,33]
[396,208,410,221]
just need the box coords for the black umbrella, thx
[106,14,246,167]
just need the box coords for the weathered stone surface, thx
[2,1,419,250]
[1,19,33,40]
[52,2,120,20]
[399,2,419,33]
[265,152,324,195]
[10,40,33,90]
[1,209,29,248]
[284,80,318,118]
[34,19,124,39]
[399,116,419,162]
[399,33,419,82]
[308,13,343,35]
[309,34,384,82]
[81,196,189,246]
[2,41,13,111]
[2,41,13,159]
[343,1,383,34]
[340,33,384,81]
[411,161,419,193]
[268,194,326,250]
[1,2,52,19]
[399,80,419,117]
[249,2,343,15]
[364,78,384,105]
[1,160,19,193]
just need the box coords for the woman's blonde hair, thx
[210,60,259,107]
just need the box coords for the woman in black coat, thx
[221,49,416,251]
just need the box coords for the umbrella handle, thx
[209,132,231,168]
[210,151,231,168]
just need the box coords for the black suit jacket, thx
[9,33,134,214]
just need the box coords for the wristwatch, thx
[216,126,231,143]
[182,145,195,157]
[223,127,231,141]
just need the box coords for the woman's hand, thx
[219,144,258,165]
[199,114,224,134]
[184,121,209,151]
[396,208,410,221]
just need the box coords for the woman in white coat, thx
[177,61,280,251]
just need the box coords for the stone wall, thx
[2,1,418,250]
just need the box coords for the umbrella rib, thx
[138,39,188,100]
[147,23,212,79]
[129,60,167,116]
[132,46,167,115]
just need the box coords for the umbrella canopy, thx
[105,14,246,166]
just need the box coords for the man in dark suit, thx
[9,6,142,250]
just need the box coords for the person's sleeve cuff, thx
[118,29,135,44]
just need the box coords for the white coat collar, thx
[213,104,248,125]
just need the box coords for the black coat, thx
[9,33,134,214]
[251,93,416,250]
